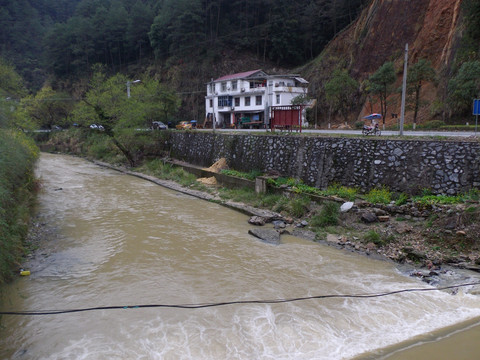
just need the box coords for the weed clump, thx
[288,196,311,218]
[310,202,340,228]
[364,187,391,204]
[363,230,384,246]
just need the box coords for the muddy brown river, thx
[1,153,480,359]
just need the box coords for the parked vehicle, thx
[362,122,381,136]
[151,121,167,130]
[90,124,104,131]
[362,114,381,136]
[176,121,192,130]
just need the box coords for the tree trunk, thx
[83,99,136,167]
[413,85,421,128]
[111,136,136,167]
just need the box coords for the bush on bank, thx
[0,130,39,284]
[43,128,169,165]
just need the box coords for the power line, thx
[1,282,478,316]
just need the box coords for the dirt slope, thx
[301,0,464,125]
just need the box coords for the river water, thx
[1,153,480,359]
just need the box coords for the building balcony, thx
[273,86,306,94]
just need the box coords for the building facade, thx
[205,69,308,128]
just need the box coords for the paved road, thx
[37,127,479,138]
[208,128,478,138]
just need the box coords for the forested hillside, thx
[0,0,368,122]
[0,0,80,89]
[1,0,479,127]
[1,0,366,84]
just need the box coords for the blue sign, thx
[474,99,480,115]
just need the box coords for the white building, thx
[205,69,308,128]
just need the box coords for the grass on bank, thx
[137,159,202,188]
[0,130,39,285]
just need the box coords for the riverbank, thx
[0,130,39,284]
[85,156,480,290]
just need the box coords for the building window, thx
[256,95,262,105]
[209,83,215,94]
[221,82,227,92]
[218,96,232,107]
[209,99,213,108]
[276,94,280,104]
[245,97,251,106]
[250,80,265,88]
[234,97,240,107]
[232,80,238,91]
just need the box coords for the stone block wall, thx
[167,132,480,195]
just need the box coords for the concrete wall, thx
[167,132,480,195]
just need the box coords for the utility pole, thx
[265,79,272,130]
[399,43,408,136]
[211,79,216,131]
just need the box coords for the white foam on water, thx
[29,291,478,360]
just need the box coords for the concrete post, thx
[255,176,268,194]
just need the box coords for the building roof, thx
[213,70,308,85]
[214,69,264,82]
[294,77,309,84]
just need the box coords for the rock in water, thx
[272,220,286,229]
[248,216,266,226]
[248,229,281,245]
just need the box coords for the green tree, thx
[149,0,205,60]
[406,59,436,128]
[448,61,480,116]
[21,86,73,130]
[0,58,27,128]
[361,79,377,114]
[74,69,180,166]
[463,0,480,46]
[291,93,310,106]
[324,69,359,123]
[268,1,303,65]
[136,79,181,125]
[368,61,396,128]
[104,1,129,70]
[126,1,155,63]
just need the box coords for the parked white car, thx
[90,124,104,131]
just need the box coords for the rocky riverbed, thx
[245,198,480,290]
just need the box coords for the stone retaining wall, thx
[167,132,480,195]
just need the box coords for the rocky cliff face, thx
[302,0,465,125]
[352,0,462,76]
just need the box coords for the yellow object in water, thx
[20,270,30,276]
